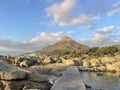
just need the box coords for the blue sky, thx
[0,0,120,55]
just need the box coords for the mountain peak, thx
[61,36,72,42]
[35,36,90,55]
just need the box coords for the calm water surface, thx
[79,72,120,90]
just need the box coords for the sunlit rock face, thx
[60,36,72,42]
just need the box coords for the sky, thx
[0,0,120,55]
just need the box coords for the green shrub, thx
[95,46,118,56]
[88,47,99,56]
[68,50,76,58]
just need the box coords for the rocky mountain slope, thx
[36,36,90,55]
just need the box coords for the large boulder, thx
[26,70,48,82]
[30,66,53,75]
[0,62,26,80]
[0,62,52,90]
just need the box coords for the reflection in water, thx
[79,72,120,90]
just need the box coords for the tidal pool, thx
[79,72,120,90]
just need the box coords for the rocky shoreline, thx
[0,62,52,90]
[0,54,120,90]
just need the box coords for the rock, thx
[50,57,56,63]
[44,57,51,64]
[62,59,75,65]
[61,36,72,42]
[37,59,44,65]
[26,70,48,82]
[0,62,52,90]
[85,84,91,89]
[0,81,3,90]
[0,62,26,80]
[30,66,53,74]
[83,61,92,68]
[91,60,101,68]
[51,66,86,90]
[44,57,56,64]
[73,60,80,66]
[52,66,67,76]
[99,66,107,71]
[57,59,63,63]
[2,80,51,90]
[77,66,91,71]
[14,57,24,64]
[19,60,30,67]
[110,70,117,74]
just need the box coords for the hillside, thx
[114,44,120,50]
[36,36,90,55]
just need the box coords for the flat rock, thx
[26,71,48,82]
[0,62,26,80]
[51,66,86,90]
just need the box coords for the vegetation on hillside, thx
[88,46,119,56]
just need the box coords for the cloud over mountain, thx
[0,32,63,55]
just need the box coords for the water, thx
[79,72,120,90]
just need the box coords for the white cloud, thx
[92,34,111,46]
[67,30,75,35]
[79,26,119,47]
[108,8,120,16]
[79,34,118,47]
[97,26,114,34]
[27,32,62,43]
[0,47,26,56]
[108,1,120,16]
[112,0,120,8]
[46,0,99,26]
[0,32,63,55]
[83,24,94,30]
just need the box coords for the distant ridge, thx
[35,36,90,55]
